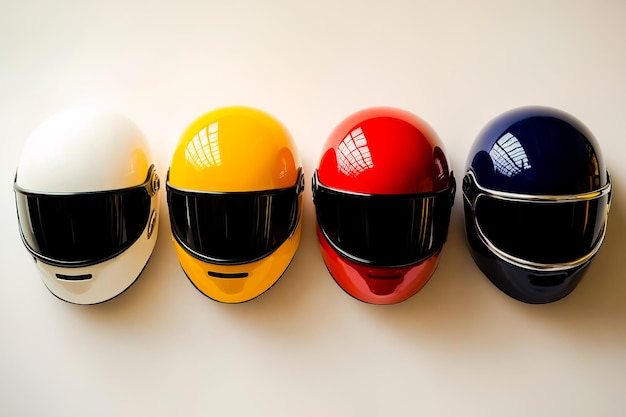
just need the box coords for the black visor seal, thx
[14,165,158,267]
[166,168,303,265]
[463,169,611,270]
[312,170,455,268]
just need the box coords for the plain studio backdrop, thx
[1,1,626,416]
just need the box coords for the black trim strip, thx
[15,165,159,197]
[166,167,304,197]
[312,169,456,201]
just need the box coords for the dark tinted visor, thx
[313,171,455,267]
[14,166,155,267]
[475,196,608,264]
[166,170,303,265]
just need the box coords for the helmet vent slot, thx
[55,273,92,281]
[529,273,568,287]
[208,271,248,279]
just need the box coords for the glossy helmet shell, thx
[14,107,160,304]
[314,107,455,304]
[463,106,611,303]
[167,106,303,303]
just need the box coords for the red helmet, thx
[312,107,455,304]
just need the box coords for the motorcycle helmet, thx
[463,106,612,304]
[14,107,161,305]
[312,107,456,304]
[166,106,304,303]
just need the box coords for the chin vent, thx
[208,271,249,279]
[55,273,93,281]
[529,273,568,287]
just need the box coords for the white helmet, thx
[14,107,161,304]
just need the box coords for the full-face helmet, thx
[166,106,304,303]
[313,107,456,304]
[463,106,611,303]
[14,107,161,304]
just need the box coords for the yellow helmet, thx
[166,106,304,303]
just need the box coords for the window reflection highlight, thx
[186,122,221,168]
[489,132,531,177]
[585,142,601,190]
[337,127,374,177]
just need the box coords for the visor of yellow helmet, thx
[167,168,304,265]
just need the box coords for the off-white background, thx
[2,1,626,416]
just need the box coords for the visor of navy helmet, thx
[14,107,160,304]
[313,107,455,304]
[166,106,304,303]
[462,106,611,303]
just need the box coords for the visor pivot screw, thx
[151,173,160,196]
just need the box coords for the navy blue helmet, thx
[463,106,611,303]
